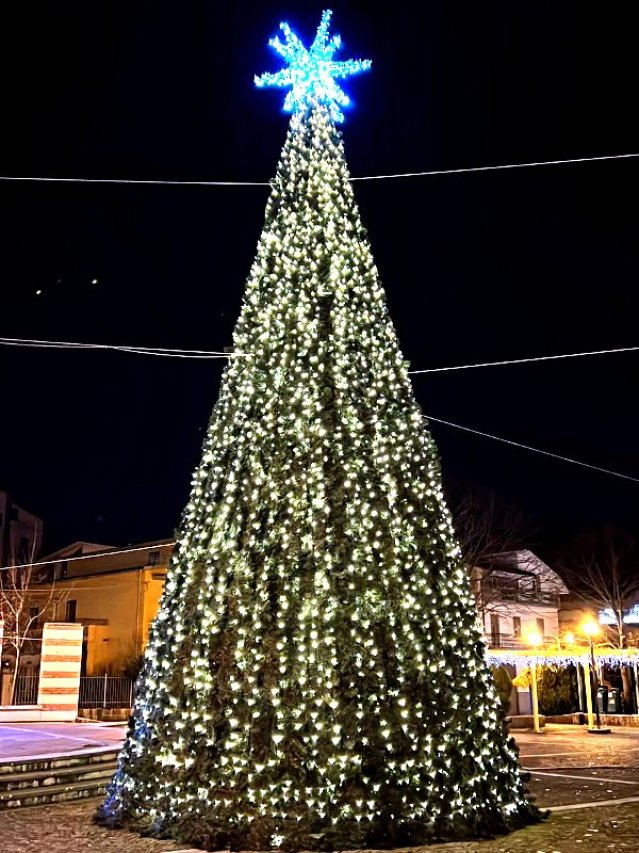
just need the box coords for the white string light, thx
[424,413,639,484]
[0,151,637,189]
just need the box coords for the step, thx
[0,747,120,776]
[0,776,111,808]
[0,762,117,792]
[0,747,120,809]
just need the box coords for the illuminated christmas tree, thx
[98,11,539,850]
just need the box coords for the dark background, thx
[0,1,637,558]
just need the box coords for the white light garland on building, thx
[486,647,639,667]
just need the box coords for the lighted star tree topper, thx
[97,11,540,851]
[254,9,371,123]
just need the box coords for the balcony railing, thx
[483,633,556,649]
[10,674,39,705]
[78,676,134,709]
[479,585,559,607]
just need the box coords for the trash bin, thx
[608,688,622,713]
[596,685,608,713]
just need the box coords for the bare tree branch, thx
[560,526,639,650]
[448,487,533,570]
[0,531,69,702]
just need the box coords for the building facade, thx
[2,536,572,712]
[1,539,174,679]
[0,490,43,567]
[0,490,45,702]
[45,540,174,675]
[473,549,570,714]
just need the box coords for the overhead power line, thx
[424,413,639,484]
[0,151,637,189]
[408,344,639,375]
[0,337,242,359]
[349,151,639,182]
[1,336,637,482]
[0,176,270,187]
[1,336,638,372]
[0,543,174,575]
[1,415,635,577]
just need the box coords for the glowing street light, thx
[582,617,599,639]
[526,630,543,733]
[581,617,611,735]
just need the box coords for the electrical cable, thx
[349,151,639,181]
[1,151,637,188]
[0,336,243,359]
[0,543,173,575]
[2,336,638,370]
[0,176,270,187]
[423,413,639,484]
[408,344,639,374]
[2,415,637,576]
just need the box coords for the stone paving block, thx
[1,800,639,853]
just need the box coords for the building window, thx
[54,561,68,580]
[490,614,501,647]
[512,616,521,638]
[20,536,30,559]
[66,599,78,622]
[148,549,161,566]
[536,617,545,639]
[29,606,40,628]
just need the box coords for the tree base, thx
[96,802,544,852]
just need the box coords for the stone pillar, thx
[37,622,83,721]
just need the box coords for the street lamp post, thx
[581,617,611,735]
[526,630,543,733]
[582,652,596,730]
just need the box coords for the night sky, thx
[1,1,638,558]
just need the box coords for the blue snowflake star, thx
[254,10,371,124]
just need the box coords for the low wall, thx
[0,705,79,723]
[78,707,131,723]
[546,712,639,727]
[506,714,546,729]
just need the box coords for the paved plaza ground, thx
[1,723,639,852]
[0,721,125,761]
